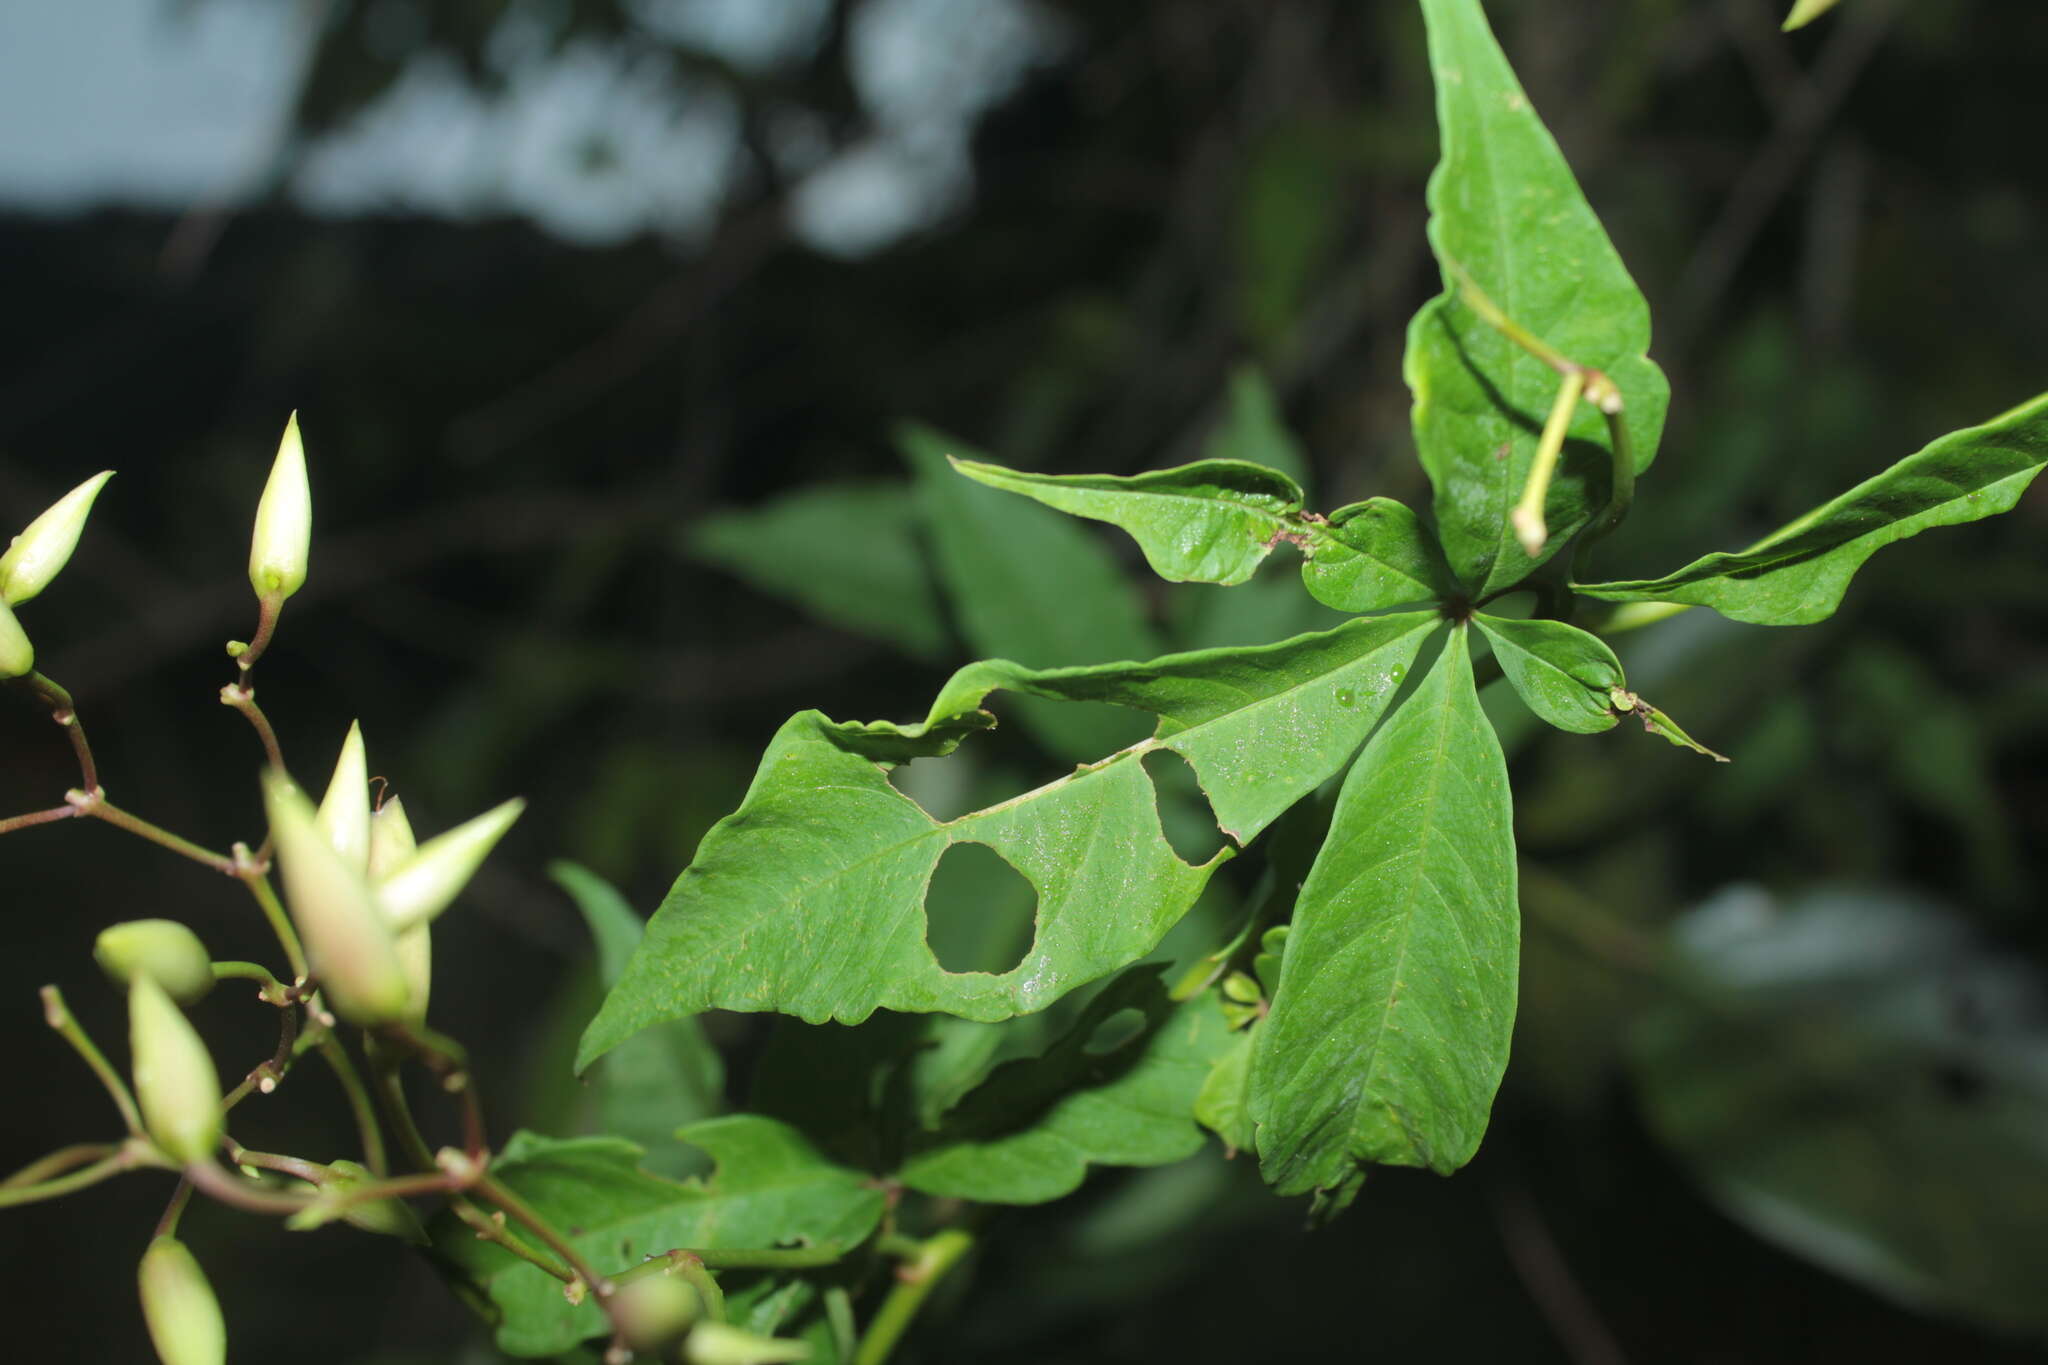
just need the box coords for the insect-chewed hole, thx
[923,841,1037,975]
[1082,1007,1148,1057]
[1143,749,1228,864]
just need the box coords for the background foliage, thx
[3,0,2046,1360]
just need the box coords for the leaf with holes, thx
[1250,623,1518,1192]
[432,1118,884,1357]
[898,968,1236,1203]
[1574,393,2048,624]
[1408,0,1668,597]
[580,614,1443,1068]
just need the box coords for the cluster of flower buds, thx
[0,468,113,678]
[266,723,523,1026]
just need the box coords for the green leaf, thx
[1473,614,1622,734]
[578,713,1219,1061]
[1250,623,1518,1190]
[948,456,1306,588]
[898,969,1236,1203]
[434,1118,884,1356]
[903,423,1160,759]
[919,612,1441,843]
[1193,1028,1256,1157]
[1203,367,1310,487]
[951,455,1449,614]
[1635,886,2048,1338]
[1574,393,2048,624]
[550,862,723,1166]
[688,481,945,659]
[580,615,1442,1068]
[1299,497,1457,612]
[1408,0,1669,598]
[1782,0,1844,31]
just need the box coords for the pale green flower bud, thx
[366,796,417,879]
[616,1275,700,1351]
[0,470,112,606]
[263,769,411,1025]
[248,413,310,602]
[128,974,222,1164]
[0,596,32,679]
[95,919,215,1006]
[686,1322,811,1365]
[376,797,526,933]
[368,797,433,1018]
[316,721,371,874]
[138,1237,226,1365]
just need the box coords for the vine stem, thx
[69,790,237,875]
[0,1145,159,1208]
[365,1034,571,1280]
[316,1036,390,1177]
[219,682,285,773]
[234,592,283,677]
[0,804,78,836]
[3,1142,117,1188]
[234,859,309,983]
[852,1230,974,1365]
[10,671,100,793]
[41,985,144,1135]
[466,1156,633,1343]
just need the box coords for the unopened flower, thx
[249,414,310,602]
[263,769,411,1025]
[137,1237,226,1365]
[0,470,112,606]
[128,975,222,1164]
[96,920,214,1006]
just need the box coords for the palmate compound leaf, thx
[950,458,1455,612]
[1408,0,1669,599]
[433,1117,885,1357]
[1574,392,2048,625]
[1249,622,1518,1191]
[578,613,1443,1070]
[898,967,1238,1203]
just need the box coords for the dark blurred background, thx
[3,0,2045,1361]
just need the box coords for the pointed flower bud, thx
[96,920,215,1006]
[138,1237,227,1365]
[249,413,310,602]
[128,974,222,1164]
[376,797,525,933]
[263,769,411,1025]
[616,1275,700,1351]
[0,596,32,679]
[686,1322,812,1365]
[316,721,371,874]
[1,470,113,606]
[369,797,433,1018]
